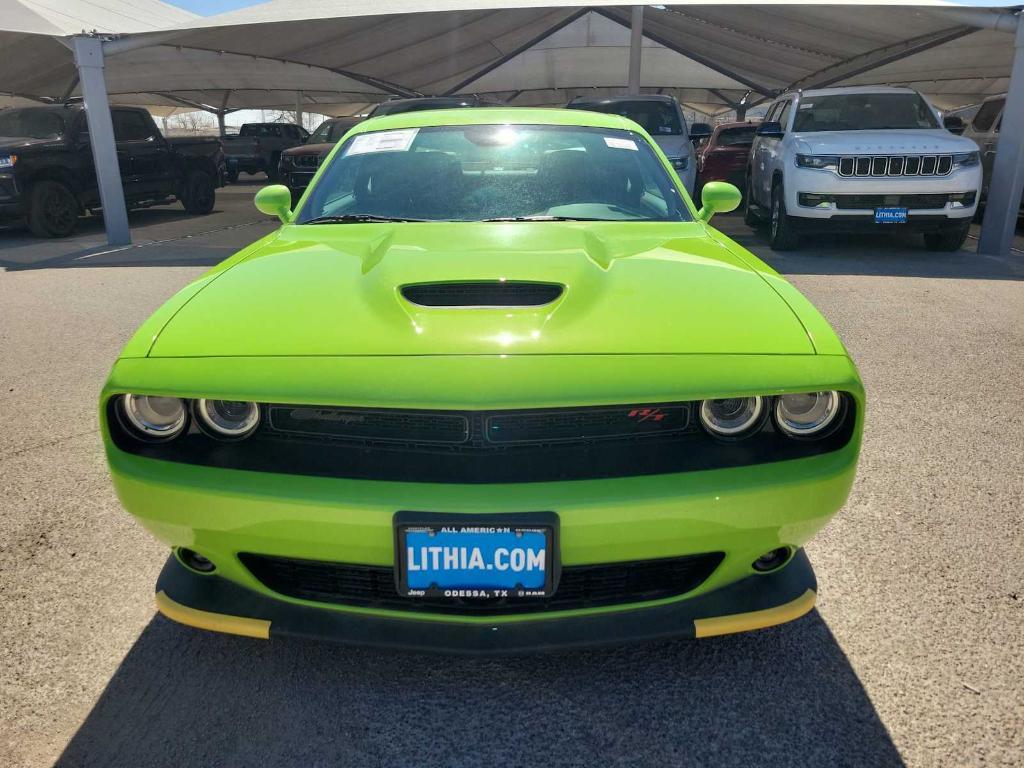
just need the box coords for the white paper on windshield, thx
[345,128,419,156]
[604,137,638,151]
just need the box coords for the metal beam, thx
[152,92,219,112]
[628,6,644,95]
[442,9,590,96]
[979,19,1024,255]
[330,67,422,99]
[707,88,741,109]
[788,26,980,92]
[72,36,130,247]
[593,8,775,97]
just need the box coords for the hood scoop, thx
[400,281,564,308]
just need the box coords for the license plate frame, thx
[393,511,560,599]
[874,206,908,224]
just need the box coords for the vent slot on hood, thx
[401,281,563,307]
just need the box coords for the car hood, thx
[0,136,62,153]
[149,222,814,357]
[652,134,691,159]
[792,129,975,155]
[283,142,333,158]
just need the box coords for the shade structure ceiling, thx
[0,2,1019,115]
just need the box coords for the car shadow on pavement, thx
[55,609,904,767]
[715,216,1024,282]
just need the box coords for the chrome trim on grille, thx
[837,154,953,178]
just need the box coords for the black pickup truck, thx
[0,104,225,237]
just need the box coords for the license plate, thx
[875,207,908,224]
[394,512,558,599]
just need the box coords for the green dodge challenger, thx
[101,108,863,652]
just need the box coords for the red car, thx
[696,121,759,201]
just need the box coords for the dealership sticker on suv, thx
[397,522,553,598]
[875,207,908,224]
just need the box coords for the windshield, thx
[0,108,65,139]
[792,93,939,132]
[308,121,334,143]
[298,124,690,224]
[571,101,683,136]
[715,126,757,147]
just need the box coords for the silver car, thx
[961,94,1004,204]
[566,95,709,196]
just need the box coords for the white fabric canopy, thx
[0,2,1018,115]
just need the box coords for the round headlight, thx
[774,391,841,438]
[195,399,260,439]
[121,394,187,440]
[699,396,765,438]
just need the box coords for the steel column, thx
[978,21,1024,255]
[72,36,130,247]
[295,90,304,129]
[628,5,644,95]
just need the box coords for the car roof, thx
[350,107,638,134]
[795,85,921,98]
[569,94,676,106]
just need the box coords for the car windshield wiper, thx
[481,215,608,222]
[302,214,429,224]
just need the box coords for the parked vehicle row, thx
[0,104,223,238]
[223,122,308,183]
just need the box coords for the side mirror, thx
[689,123,712,142]
[756,121,784,138]
[943,115,965,135]
[254,184,293,223]
[697,181,742,222]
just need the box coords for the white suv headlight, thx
[951,151,980,170]
[795,155,840,172]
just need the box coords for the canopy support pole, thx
[978,17,1024,256]
[295,91,304,129]
[628,5,644,95]
[72,36,130,247]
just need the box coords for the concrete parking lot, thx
[1,180,1021,767]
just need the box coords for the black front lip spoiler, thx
[155,550,817,654]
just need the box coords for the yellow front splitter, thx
[156,590,270,640]
[694,588,816,638]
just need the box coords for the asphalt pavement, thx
[0,181,1021,767]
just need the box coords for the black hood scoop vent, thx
[401,281,564,308]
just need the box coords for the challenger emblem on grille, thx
[628,407,666,422]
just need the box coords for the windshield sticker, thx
[345,128,419,156]
[799,102,813,109]
[604,137,638,151]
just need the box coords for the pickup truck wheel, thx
[27,180,79,238]
[743,175,760,226]
[923,222,970,252]
[769,183,800,251]
[181,170,216,215]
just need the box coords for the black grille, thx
[107,396,857,483]
[239,552,724,615]
[292,154,321,168]
[401,281,563,307]
[269,406,469,444]
[486,405,688,443]
[831,193,968,210]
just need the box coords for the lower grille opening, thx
[239,552,724,616]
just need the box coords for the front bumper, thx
[155,548,818,653]
[104,353,862,642]
[785,165,981,221]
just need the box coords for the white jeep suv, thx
[746,86,982,251]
